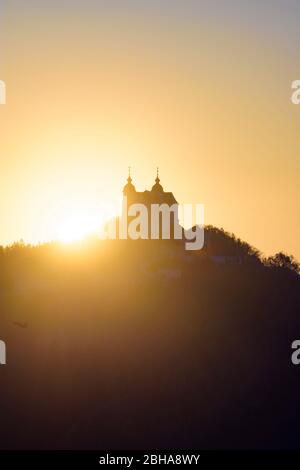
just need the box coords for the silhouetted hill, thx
[0,227,299,449]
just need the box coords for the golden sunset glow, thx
[53,199,119,243]
[1,2,300,458]
[0,2,299,258]
[55,212,99,244]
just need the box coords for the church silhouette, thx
[121,168,180,240]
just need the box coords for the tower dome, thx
[151,168,163,192]
[123,168,136,195]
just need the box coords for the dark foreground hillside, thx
[0,228,299,449]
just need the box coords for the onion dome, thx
[123,168,136,195]
[151,167,164,192]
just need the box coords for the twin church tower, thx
[121,168,180,240]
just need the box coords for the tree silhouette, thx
[265,251,300,274]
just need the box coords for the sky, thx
[0,0,299,257]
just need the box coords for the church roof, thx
[123,169,177,205]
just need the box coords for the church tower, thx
[121,168,179,240]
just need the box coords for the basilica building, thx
[121,169,180,240]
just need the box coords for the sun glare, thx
[57,214,100,243]
[55,203,118,244]
[51,198,120,244]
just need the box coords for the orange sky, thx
[0,2,299,258]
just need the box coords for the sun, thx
[57,213,100,243]
[52,198,120,244]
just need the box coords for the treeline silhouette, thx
[0,226,299,449]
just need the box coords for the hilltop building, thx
[121,168,180,240]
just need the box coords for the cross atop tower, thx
[127,166,132,183]
[156,167,160,183]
